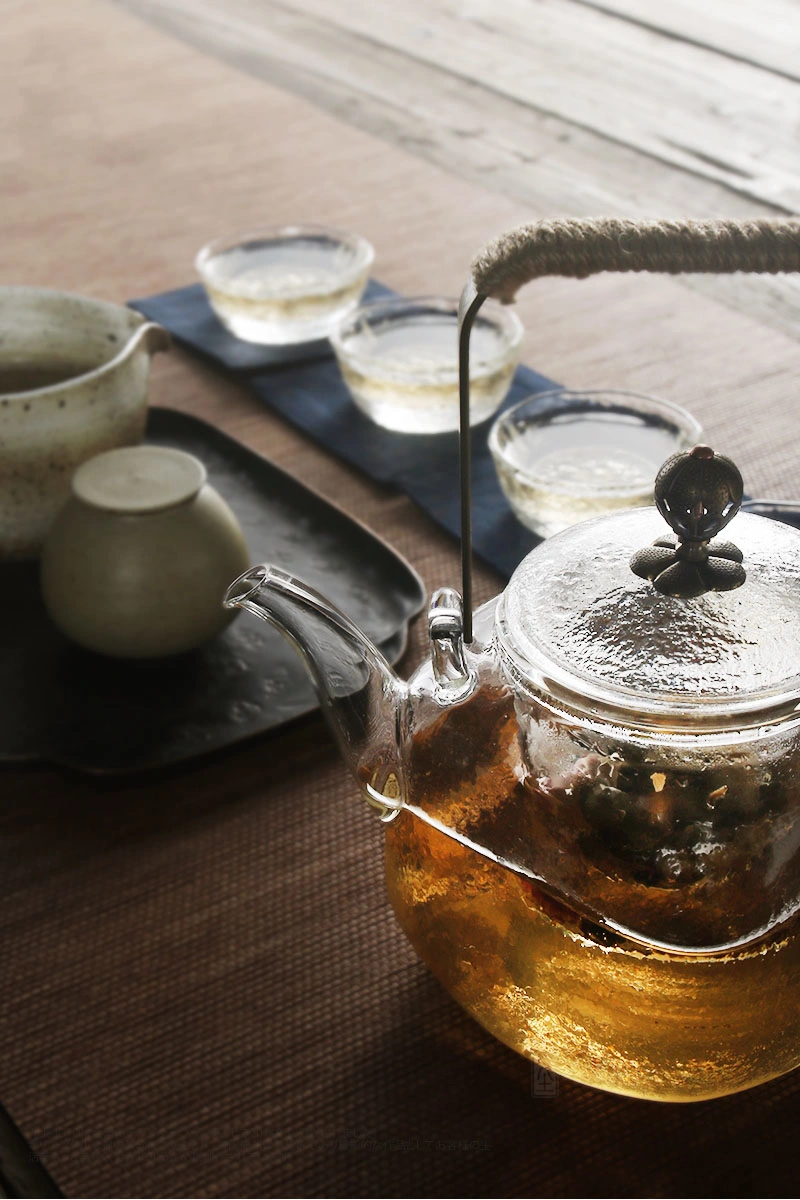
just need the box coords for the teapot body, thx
[226,504,800,1101]
[385,594,800,1100]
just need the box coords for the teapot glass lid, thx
[497,506,800,726]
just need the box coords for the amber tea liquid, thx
[385,810,800,1101]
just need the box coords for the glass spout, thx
[225,565,409,819]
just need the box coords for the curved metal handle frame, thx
[456,217,800,641]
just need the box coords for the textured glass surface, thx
[501,509,800,706]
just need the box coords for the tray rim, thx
[148,404,427,612]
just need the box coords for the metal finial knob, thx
[630,445,746,598]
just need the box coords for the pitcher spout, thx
[225,565,409,819]
[124,319,171,358]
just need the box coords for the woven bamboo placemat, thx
[3,713,800,1199]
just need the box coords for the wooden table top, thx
[119,0,800,338]
[3,1,800,1196]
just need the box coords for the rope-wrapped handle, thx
[471,217,800,303]
[457,216,800,641]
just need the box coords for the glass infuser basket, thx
[226,218,800,1101]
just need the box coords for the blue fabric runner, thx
[131,282,559,578]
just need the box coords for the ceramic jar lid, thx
[72,445,207,513]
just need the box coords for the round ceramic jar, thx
[40,445,250,658]
[0,287,169,559]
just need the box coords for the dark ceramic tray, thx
[0,407,425,774]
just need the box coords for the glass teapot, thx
[226,218,800,1102]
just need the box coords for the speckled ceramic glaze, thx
[0,286,169,558]
[41,445,251,659]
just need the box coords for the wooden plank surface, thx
[260,0,800,206]
[3,0,800,511]
[577,0,800,79]
[112,0,800,338]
